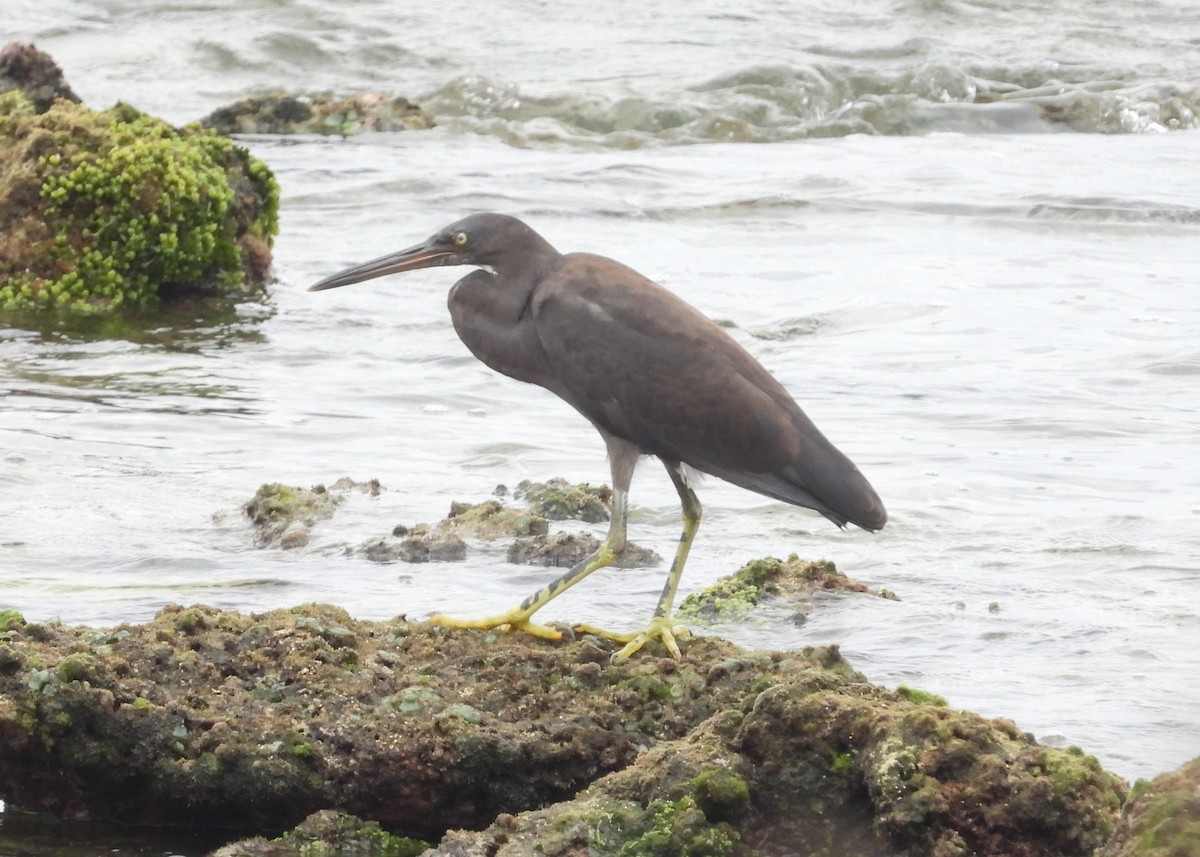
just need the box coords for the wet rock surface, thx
[1099,756,1200,857]
[246,479,653,569]
[507,531,661,569]
[0,604,1139,856]
[511,478,612,523]
[677,555,898,624]
[201,92,434,136]
[243,478,380,548]
[358,528,468,564]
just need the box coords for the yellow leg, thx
[575,462,702,662]
[429,489,628,641]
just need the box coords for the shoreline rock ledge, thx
[0,603,1175,856]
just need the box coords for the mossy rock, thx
[0,92,278,319]
[213,808,430,856]
[1099,756,1200,857]
[512,478,612,523]
[676,555,896,623]
[244,478,380,548]
[0,607,1133,856]
[441,499,549,540]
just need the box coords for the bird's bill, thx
[307,240,452,291]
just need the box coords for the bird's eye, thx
[453,232,469,247]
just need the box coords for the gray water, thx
[3,0,1199,825]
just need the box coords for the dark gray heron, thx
[310,213,886,660]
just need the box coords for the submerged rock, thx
[507,531,661,569]
[358,528,467,563]
[244,478,380,547]
[442,499,549,539]
[512,478,612,523]
[677,555,898,624]
[201,92,434,136]
[0,604,1134,856]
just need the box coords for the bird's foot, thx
[429,610,564,642]
[573,616,691,662]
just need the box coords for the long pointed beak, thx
[308,240,453,291]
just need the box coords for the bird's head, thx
[308,212,553,292]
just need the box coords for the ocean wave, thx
[420,64,1199,147]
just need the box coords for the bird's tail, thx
[706,442,887,532]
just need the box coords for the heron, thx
[310,213,886,660]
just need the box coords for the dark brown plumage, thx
[310,212,885,659]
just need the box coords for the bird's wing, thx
[532,254,806,475]
[531,253,887,531]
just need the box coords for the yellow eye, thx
[453,231,469,247]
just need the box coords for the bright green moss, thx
[0,608,26,633]
[895,685,949,707]
[615,796,738,857]
[0,98,278,317]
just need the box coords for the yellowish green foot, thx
[429,609,564,642]
[574,616,691,661]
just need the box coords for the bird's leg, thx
[428,487,628,641]
[576,462,702,662]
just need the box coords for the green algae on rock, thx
[442,499,550,540]
[507,531,661,569]
[430,659,1127,857]
[676,555,898,624]
[1099,756,1200,857]
[511,478,613,523]
[0,605,1133,856]
[0,92,278,318]
[211,809,430,857]
[243,478,381,548]
[201,92,434,136]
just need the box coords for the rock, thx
[1099,756,1200,857]
[357,529,467,563]
[211,809,429,857]
[507,531,661,568]
[245,483,340,547]
[0,90,278,317]
[0,42,80,112]
[512,478,612,523]
[441,499,549,539]
[243,478,382,548]
[676,555,898,624]
[200,92,434,136]
[0,604,1129,856]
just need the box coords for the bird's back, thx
[531,252,886,532]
